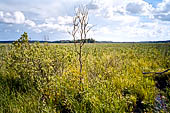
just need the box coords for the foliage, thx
[0,33,170,112]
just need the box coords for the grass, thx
[0,40,170,112]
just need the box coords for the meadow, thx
[0,35,170,112]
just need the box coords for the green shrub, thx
[0,34,169,112]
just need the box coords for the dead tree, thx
[69,6,93,75]
[143,69,170,75]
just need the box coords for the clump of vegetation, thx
[0,32,169,112]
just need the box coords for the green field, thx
[0,38,170,112]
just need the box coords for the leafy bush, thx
[0,33,169,112]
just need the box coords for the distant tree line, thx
[0,38,96,43]
[1,39,170,44]
[54,38,95,43]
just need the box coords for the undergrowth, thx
[0,33,169,112]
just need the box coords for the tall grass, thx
[0,35,169,112]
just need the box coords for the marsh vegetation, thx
[0,33,170,112]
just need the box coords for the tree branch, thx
[143,68,170,75]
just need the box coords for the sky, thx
[0,0,170,42]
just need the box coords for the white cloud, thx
[25,19,36,27]
[0,10,37,28]
[87,2,99,10]
[6,12,11,17]
[157,0,170,13]
[85,0,169,41]
[154,0,170,21]
[33,28,42,33]
[96,26,112,34]
[0,11,37,26]
[16,29,20,33]
[37,23,71,32]
[57,16,73,25]
[88,0,153,16]
[30,15,73,33]
[30,0,169,41]
[14,11,25,24]
[0,11,3,18]
[45,17,56,24]
[126,0,153,16]
[0,11,26,24]
[108,15,139,25]
[0,0,170,41]
[93,17,170,42]
[28,16,73,33]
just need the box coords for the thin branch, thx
[143,68,170,75]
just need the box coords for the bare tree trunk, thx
[68,5,93,89]
[79,46,82,74]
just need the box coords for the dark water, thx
[154,73,170,112]
[155,94,168,112]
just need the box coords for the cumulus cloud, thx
[86,2,99,10]
[14,11,25,24]
[157,0,170,13]
[154,13,170,21]
[25,20,36,27]
[30,16,73,33]
[154,0,170,21]
[84,0,169,41]
[32,16,73,33]
[88,0,153,16]
[0,11,25,24]
[0,11,3,18]
[28,0,170,40]
[0,10,73,33]
[96,26,112,34]
[0,0,170,41]
[0,10,37,28]
[57,16,73,25]
[37,22,71,32]
[108,15,139,25]
[126,1,153,16]
[94,21,170,42]
[33,28,42,33]
[45,17,56,24]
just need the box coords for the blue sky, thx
[0,0,170,42]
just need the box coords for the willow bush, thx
[0,33,169,112]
